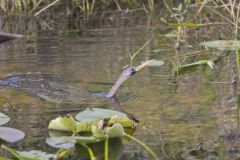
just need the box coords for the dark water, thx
[0,15,240,160]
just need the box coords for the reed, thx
[208,0,240,70]
[0,0,157,16]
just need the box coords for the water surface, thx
[0,15,239,160]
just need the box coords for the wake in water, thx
[0,73,100,104]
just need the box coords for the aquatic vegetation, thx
[48,108,137,136]
[0,112,9,126]
[201,39,240,72]
[48,108,158,159]
[180,60,214,70]
[201,40,240,51]
[0,108,158,160]
[169,22,213,28]
[74,0,96,17]
[174,60,214,76]
[0,127,25,143]
[0,112,25,143]
[2,145,56,160]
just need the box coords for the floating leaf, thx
[49,108,137,134]
[0,112,10,126]
[46,136,76,149]
[46,136,100,149]
[2,145,56,160]
[59,115,77,135]
[201,40,240,50]
[75,108,127,122]
[0,127,25,143]
[105,123,124,138]
[48,117,72,132]
[48,116,95,133]
[48,115,86,134]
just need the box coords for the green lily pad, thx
[46,136,76,149]
[201,40,240,50]
[48,116,74,132]
[0,112,10,126]
[48,115,95,133]
[75,108,127,122]
[0,127,25,143]
[59,115,77,135]
[49,109,136,134]
[106,123,124,138]
[46,136,100,149]
[2,145,56,160]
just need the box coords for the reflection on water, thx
[0,15,240,159]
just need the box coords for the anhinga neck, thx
[106,67,134,98]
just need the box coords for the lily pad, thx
[49,109,136,134]
[0,112,10,126]
[201,40,240,50]
[75,108,127,122]
[46,136,100,149]
[48,115,95,133]
[0,126,25,143]
[46,136,76,149]
[2,145,56,160]
[106,123,124,138]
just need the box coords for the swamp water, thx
[0,15,239,160]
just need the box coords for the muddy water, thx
[0,15,239,159]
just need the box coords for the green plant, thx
[74,0,95,17]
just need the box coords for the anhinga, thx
[0,32,151,98]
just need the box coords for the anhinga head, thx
[106,60,153,98]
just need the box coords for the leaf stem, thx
[104,139,109,160]
[82,144,95,160]
[123,132,158,160]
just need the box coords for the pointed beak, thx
[135,60,154,72]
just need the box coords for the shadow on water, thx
[2,12,240,159]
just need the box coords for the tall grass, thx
[205,0,240,70]
[0,0,45,15]
[0,0,157,16]
[74,0,95,17]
